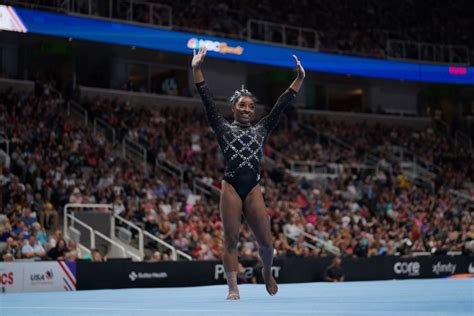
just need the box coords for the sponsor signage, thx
[77,255,473,290]
[0,261,76,294]
[432,261,457,276]
[1,5,473,84]
[214,264,281,280]
[128,271,168,282]
[0,264,22,293]
[0,5,27,32]
[187,38,244,55]
[393,261,421,276]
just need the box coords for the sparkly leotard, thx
[196,81,297,201]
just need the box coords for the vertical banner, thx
[0,261,76,294]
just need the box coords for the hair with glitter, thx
[229,85,257,107]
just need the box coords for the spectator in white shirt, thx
[22,235,46,260]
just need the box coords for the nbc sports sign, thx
[0,261,76,293]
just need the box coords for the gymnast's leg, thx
[243,184,278,296]
[220,180,244,300]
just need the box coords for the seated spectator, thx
[32,222,48,246]
[148,251,163,262]
[48,229,63,249]
[20,206,36,227]
[0,218,15,242]
[21,235,46,260]
[69,187,84,204]
[324,256,345,282]
[12,221,30,241]
[47,238,68,260]
[1,237,21,261]
[41,202,59,231]
[67,239,82,259]
[91,248,105,262]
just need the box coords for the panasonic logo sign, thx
[393,262,420,276]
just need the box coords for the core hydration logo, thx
[187,38,244,55]
[393,261,420,276]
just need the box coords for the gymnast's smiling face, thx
[232,96,255,124]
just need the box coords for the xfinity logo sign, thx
[129,271,168,282]
[432,262,456,275]
[393,262,420,276]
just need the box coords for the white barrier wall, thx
[0,261,77,293]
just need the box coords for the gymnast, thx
[192,46,305,300]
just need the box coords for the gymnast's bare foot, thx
[262,267,278,296]
[226,287,240,300]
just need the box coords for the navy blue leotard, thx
[196,81,297,201]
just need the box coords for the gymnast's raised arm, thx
[192,46,226,133]
[259,54,305,133]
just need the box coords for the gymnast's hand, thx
[292,54,305,79]
[192,46,207,69]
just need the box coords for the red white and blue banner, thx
[0,261,76,293]
[0,5,27,33]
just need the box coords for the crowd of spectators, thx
[11,0,473,62]
[301,116,473,191]
[1,87,473,264]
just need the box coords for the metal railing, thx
[387,39,470,65]
[411,251,463,256]
[143,230,192,261]
[65,99,150,175]
[155,157,185,189]
[266,146,338,175]
[193,178,221,200]
[67,100,88,126]
[247,19,319,50]
[448,189,474,203]
[390,146,441,173]
[93,118,116,144]
[64,203,190,261]
[115,214,144,258]
[64,203,140,260]
[64,212,95,250]
[287,230,341,256]
[301,124,355,154]
[455,130,473,155]
[11,0,173,29]
[122,137,147,173]
[77,244,92,257]
[94,229,125,257]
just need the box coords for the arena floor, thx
[1,278,472,316]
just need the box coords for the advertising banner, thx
[0,261,76,294]
[0,5,472,84]
[77,255,473,290]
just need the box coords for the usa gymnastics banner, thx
[1,5,473,85]
[0,261,76,293]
